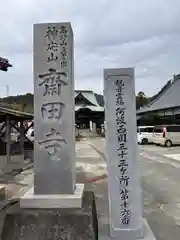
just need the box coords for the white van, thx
[153,125,180,147]
[137,126,154,144]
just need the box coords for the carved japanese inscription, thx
[41,102,65,122]
[115,79,132,225]
[39,128,67,161]
[45,26,59,62]
[104,69,143,237]
[45,25,68,68]
[37,24,70,162]
[38,68,68,96]
[59,25,68,68]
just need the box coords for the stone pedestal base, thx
[99,218,156,240]
[20,184,84,208]
[1,191,98,240]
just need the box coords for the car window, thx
[166,126,180,132]
[139,128,147,133]
[146,127,154,133]
[154,127,162,133]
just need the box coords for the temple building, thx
[137,74,180,125]
[75,90,104,130]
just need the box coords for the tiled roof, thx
[75,105,104,112]
[75,90,101,107]
[0,105,33,119]
[137,74,180,114]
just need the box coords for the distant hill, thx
[0,93,33,113]
[0,90,150,113]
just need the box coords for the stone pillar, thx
[104,68,143,239]
[90,120,93,132]
[33,22,76,195]
[92,122,96,133]
[20,22,84,208]
[19,119,24,163]
[2,23,98,240]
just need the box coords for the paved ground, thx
[139,144,180,155]
[0,141,108,239]
[89,139,180,239]
[1,139,180,239]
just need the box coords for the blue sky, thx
[0,0,180,97]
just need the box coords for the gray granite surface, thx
[33,22,76,195]
[1,191,98,240]
[104,68,142,238]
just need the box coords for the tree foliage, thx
[0,93,33,113]
[0,91,149,113]
[136,91,148,109]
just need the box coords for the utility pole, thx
[5,85,9,97]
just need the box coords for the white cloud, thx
[0,0,180,97]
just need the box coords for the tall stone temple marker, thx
[21,22,84,206]
[104,68,155,239]
[1,22,98,240]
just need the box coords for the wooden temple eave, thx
[0,112,33,166]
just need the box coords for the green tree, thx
[136,91,148,109]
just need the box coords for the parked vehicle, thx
[153,125,180,147]
[137,126,154,144]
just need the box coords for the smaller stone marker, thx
[104,68,155,239]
